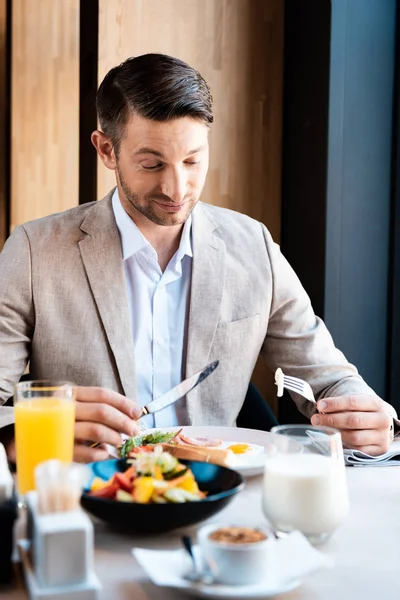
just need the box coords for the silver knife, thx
[89,361,219,449]
[140,360,219,417]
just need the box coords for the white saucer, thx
[133,546,302,599]
[170,576,301,598]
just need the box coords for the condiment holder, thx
[18,460,101,599]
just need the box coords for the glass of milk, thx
[263,425,349,544]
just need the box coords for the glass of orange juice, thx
[14,381,76,495]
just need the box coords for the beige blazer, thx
[0,190,379,425]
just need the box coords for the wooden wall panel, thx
[10,0,80,230]
[98,0,284,412]
[0,0,7,248]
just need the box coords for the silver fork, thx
[281,373,316,403]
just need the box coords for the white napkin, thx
[132,531,333,592]
[343,440,400,466]
[306,427,400,468]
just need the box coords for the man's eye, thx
[142,164,163,170]
[184,161,200,166]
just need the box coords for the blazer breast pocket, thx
[212,313,263,356]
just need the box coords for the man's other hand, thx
[311,395,394,456]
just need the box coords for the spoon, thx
[181,535,216,585]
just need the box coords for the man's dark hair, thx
[96,53,213,153]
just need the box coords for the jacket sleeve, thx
[0,226,34,404]
[259,224,397,420]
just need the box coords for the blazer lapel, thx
[78,196,137,400]
[186,203,225,422]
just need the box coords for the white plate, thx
[135,426,302,477]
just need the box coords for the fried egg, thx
[219,441,265,467]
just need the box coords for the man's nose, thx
[160,168,187,203]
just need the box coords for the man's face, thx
[112,114,210,227]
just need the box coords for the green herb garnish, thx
[120,429,181,458]
[120,437,135,458]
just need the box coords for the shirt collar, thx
[112,188,193,261]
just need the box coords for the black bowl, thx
[81,458,244,534]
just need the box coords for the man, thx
[0,54,397,462]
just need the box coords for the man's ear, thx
[91,130,117,170]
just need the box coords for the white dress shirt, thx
[112,189,191,427]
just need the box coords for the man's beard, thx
[117,164,198,227]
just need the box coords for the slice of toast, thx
[161,443,234,467]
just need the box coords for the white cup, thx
[197,523,274,585]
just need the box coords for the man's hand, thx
[311,395,394,456]
[74,387,142,463]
